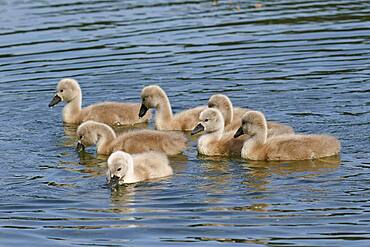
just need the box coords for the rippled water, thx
[0,0,369,246]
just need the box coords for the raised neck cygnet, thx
[208,93,294,136]
[234,111,341,161]
[191,108,244,156]
[107,151,173,186]
[49,78,151,126]
[76,120,187,156]
[138,85,206,131]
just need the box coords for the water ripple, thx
[0,0,369,246]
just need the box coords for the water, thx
[0,0,369,246]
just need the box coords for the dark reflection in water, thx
[0,0,369,246]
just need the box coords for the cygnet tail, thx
[309,135,341,158]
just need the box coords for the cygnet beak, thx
[75,141,85,152]
[109,175,120,188]
[191,123,205,135]
[49,94,62,108]
[234,126,244,138]
[138,104,149,118]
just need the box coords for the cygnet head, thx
[75,120,99,152]
[191,108,224,135]
[107,151,133,187]
[234,111,267,138]
[49,78,81,107]
[139,85,166,117]
[208,94,233,125]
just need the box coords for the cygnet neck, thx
[95,124,117,154]
[63,92,82,124]
[155,92,173,126]
[242,127,268,156]
[254,126,268,145]
[121,155,137,184]
[220,101,233,126]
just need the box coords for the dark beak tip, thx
[75,142,85,152]
[191,123,205,135]
[109,176,120,188]
[138,104,148,118]
[48,95,61,108]
[234,127,244,138]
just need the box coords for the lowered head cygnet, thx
[76,120,187,156]
[191,108,244,156]
[139,85,206,131]
[107,151,173,186]
[208,93,294,135]
[49,78,151,126]
[234,111,341,161]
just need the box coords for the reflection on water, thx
[0,0,369,246]
[246,156,341,176]
[110,185,137,214]
[243,156,341,191]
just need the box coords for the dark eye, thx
[60,89,63,92]
[79,135,82,139]
[117,168,122,171]
[205,119,209,122]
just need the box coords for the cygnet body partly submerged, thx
[234,111,341,161]
[208,94,294,136]
[76,120,187,156]
[49,78,151,125]
[139,85,206,131]
[107,151,173,186]
[191,108,244,156]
